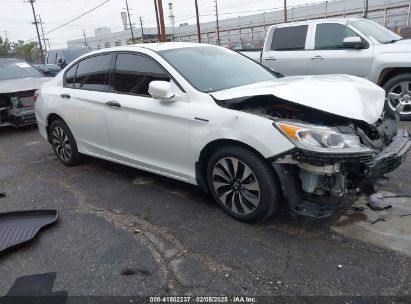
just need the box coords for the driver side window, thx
[113,53,170,97]
[315,23,360,50]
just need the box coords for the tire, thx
[49,119,83,166]
[206,145,280,222]
[383,73,411,121]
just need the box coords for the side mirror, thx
[342,36,364,49]
[56,57,64,68]
[148,81,175,100]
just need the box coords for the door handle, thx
[265,57,277,61]
[311,56,324,60]
[106,101,121,108]
[60,93,71,99]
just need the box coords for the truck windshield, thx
[159,46,276,93]
[350,19,402,44]
[0,59,42,81]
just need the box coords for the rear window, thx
[73,54,112,91]
[270,25,308,51]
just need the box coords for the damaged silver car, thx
[0,58,50,128]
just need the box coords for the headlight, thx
[275,121,372,153]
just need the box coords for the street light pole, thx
[284,0,288,23]
[157,0,167,42]
[364,0,369,18]
[139,17,144,43]
[195,0,201,43]
[38,15,47,52]
[125,0,135,42]
[28,0,44,62]
[83,29,88,47]
[154,0,161,41]
[215,0,220,45]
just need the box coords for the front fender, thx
[370,53,411,83]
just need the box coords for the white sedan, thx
[35,43,410,222]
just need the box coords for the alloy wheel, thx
[51,126,72,162]
[212,157,260,215]
[387,81,411,115]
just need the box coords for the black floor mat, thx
[1,272,67,304]
[0,210,58,254]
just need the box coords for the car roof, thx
[83,42,208,57]
[274,17,364,27]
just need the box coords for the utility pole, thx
[168,2,175,41]
[364,0,369,18]
[83,29,88,47]
[139,17,144,43]
[38,15,47,52]
[195,0,201,43]
[154,0,161,41]
[4,31,8,40]
[284,0,288,23]
[157,0,166,42]
[125,0,135,43]
[215,0,220,45]
[28,0,44,62]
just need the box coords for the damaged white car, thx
[35,43,411,222]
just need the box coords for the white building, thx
[67,0,411,49]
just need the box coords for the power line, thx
[26,0,111,42]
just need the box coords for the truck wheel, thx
[383,74,411,121]
[206,145,280,222]
[50,119,83,166]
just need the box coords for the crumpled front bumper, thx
[364,129,411,177]
[9,107,36,127]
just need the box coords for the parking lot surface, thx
[0,123,411,297]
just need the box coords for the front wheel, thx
[383,73,411,121]
[206,145,280,222]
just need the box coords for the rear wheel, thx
[383,74,411,120]
[206,145,280,222]
[50,119,83,166]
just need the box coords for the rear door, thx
[261,24,310,76]
[59,53,112,156]
[308,22,373,77]
[105,52,191,179]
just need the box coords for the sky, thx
[1,0,332,48]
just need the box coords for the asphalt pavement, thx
[0,123,410,298]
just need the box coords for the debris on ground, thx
[367,193,392,211]
[2,272,67,302]
[352,206,365,212]
[337,265,343,269]
[371,216,387,225]
[0,210,58,254]
[0,192,5,198]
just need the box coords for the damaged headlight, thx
[275,121,372,153]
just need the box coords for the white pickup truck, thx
[240,18,411,120]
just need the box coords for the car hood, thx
[0,77,51,94]
[374,39,411,53]
[210,75,385,124]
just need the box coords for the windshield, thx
[0,59,43,81]
[159,46,276,93]
[350,19,402,43]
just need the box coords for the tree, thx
[0,36,11,57]
[0,36,42,63]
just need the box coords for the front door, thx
[105,52,192,180]
[308,23,373,78]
